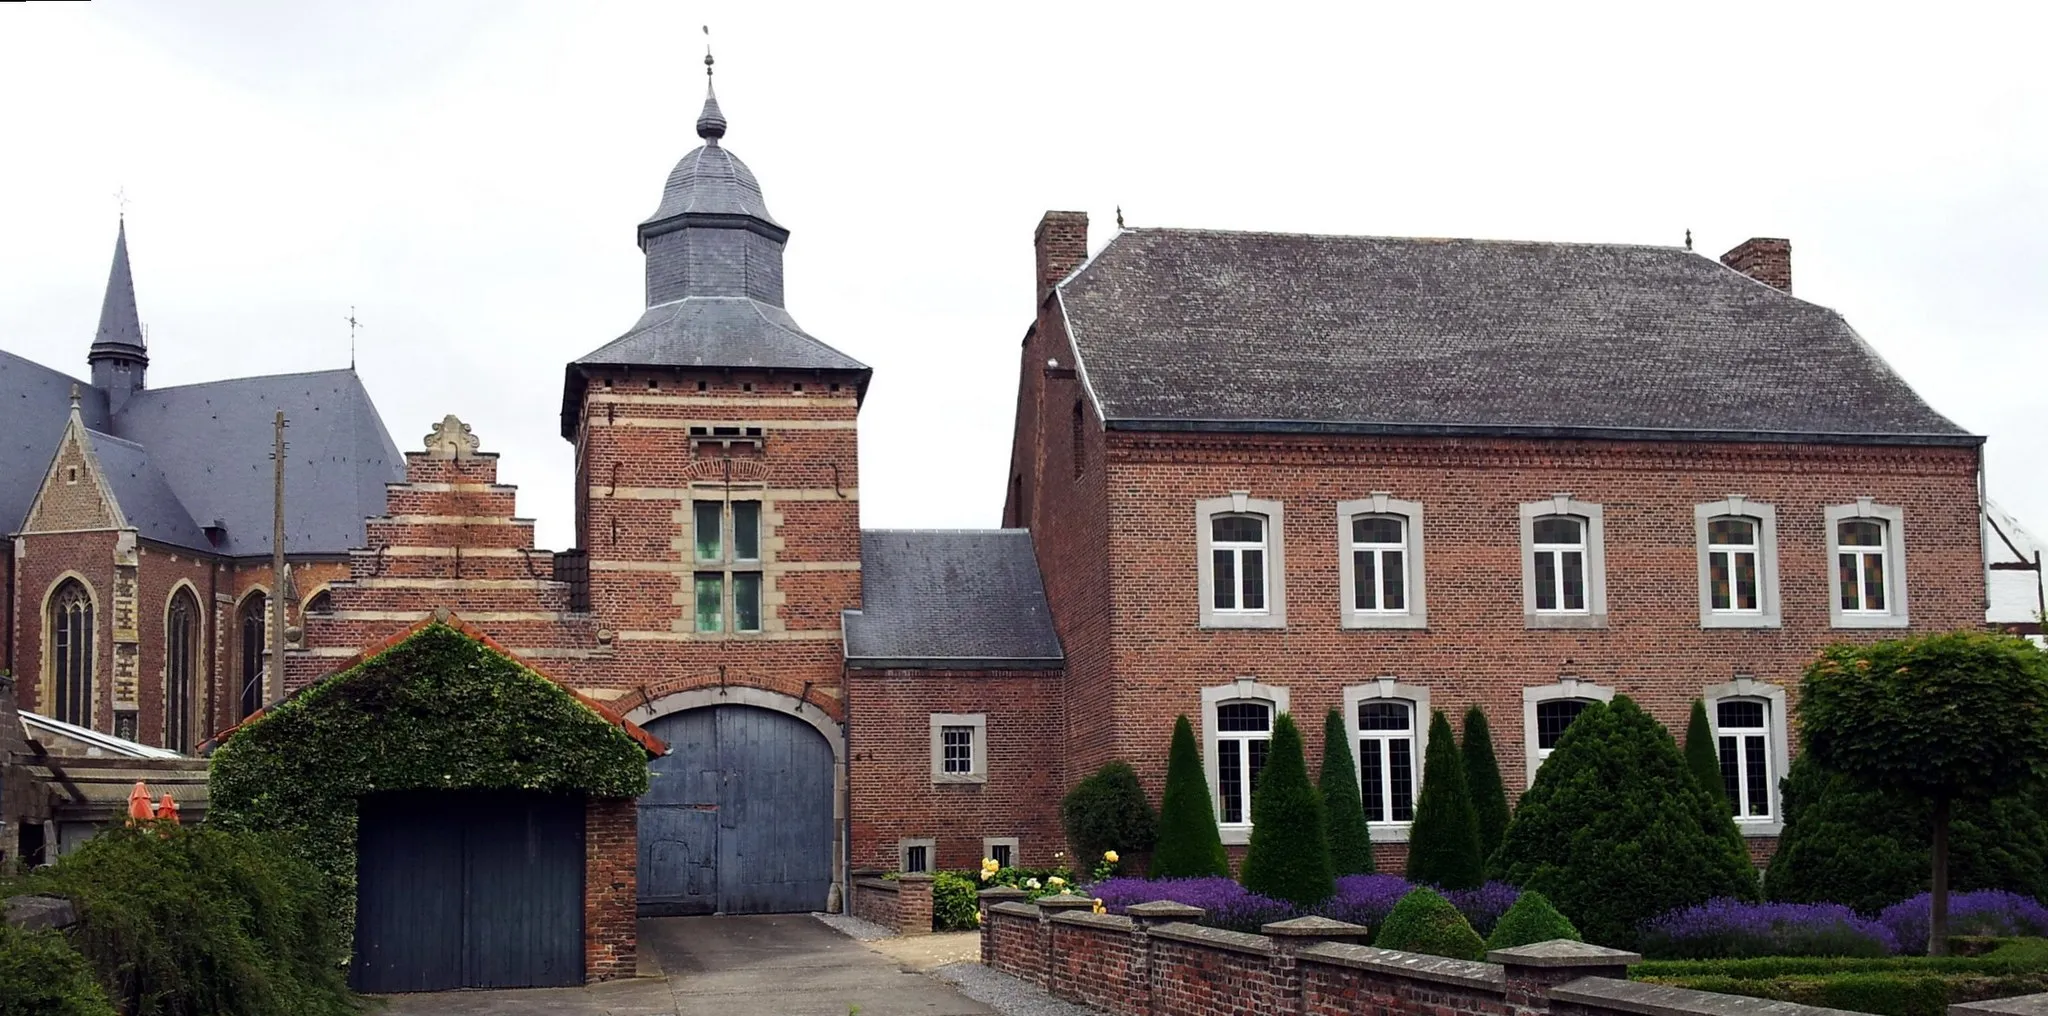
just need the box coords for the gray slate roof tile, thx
[846,530,1064,668]
[575,297,865,373]
[1060,229,1973,443]
[0,350,107,534]
[82,429,207,549]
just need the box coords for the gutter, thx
[844,656,1066,673]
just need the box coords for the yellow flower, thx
[1092,898,1106,914]
[1103,850,1119,863]
[1048,876,1066,887]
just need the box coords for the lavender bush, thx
[1639,899,1901,959]
[1444,881,1522,936]
[1090,874,1521,936]
[1877,890,2048,954]
[1321,875,1412,928]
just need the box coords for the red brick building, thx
[1004,214,1983,867]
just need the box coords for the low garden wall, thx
[978,887,2048,1016]
[849,871,933,936]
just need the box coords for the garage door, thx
[351,791,584,993]
[639,705,834,915]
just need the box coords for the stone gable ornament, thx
[424,415,481,459]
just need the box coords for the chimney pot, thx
[1034,211,1090,307]
[1720,237,1792,293]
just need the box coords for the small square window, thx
[647,378,658,390]
[941,726,974,773]
[742,382,754,393]
[696,380,708,392]
[793,382,804,392]
[930,714,987,783]
[983,837,1019,869]
[899,838,935,874]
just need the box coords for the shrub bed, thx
[1633,938,2048,1016]
[0,922,116,1016]
[1090,874,1520,937]
[1639,899,1900,959]
[1878,890,2048,954]
[1374,887,1485,961]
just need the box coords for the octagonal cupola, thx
[637,54,788,308]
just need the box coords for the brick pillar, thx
[583,797,639,982]
[1263,916,1374,1015]
[1034,211,1089,306]
[1720,237,1792,292]
[1491,940,1640,1011]
[1034,892,1097,989]
[895,872,934,936]
[979,885,1028,965]
[1127,901,1206,1016]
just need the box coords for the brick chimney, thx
[1035,211,1089,306]
[1720,237,1792,292]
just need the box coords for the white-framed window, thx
[692,495,766,634]
[1201,678,1290,843]
[1695,497,1781,628]
[1196,493,1286,628]
[1343,678,1430,839]
[929,713,987,784]
[1827,500,1908,628]
[1521,678,1615,786]
[899,837,936,874]
[983,837,1020,869]
[1518,496,1607,628]
[1703,678,1789,834]
[1337,495,1427,629]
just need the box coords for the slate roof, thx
[82,429,208,549]
[575,298,867,374]
[1058,229,1976,444]
[845,530,1064,669]
[0,349,107,536]
[88,220,147,361]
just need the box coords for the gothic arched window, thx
[238,592,268,720]
[48,580,94,728]
[166,589,200,752]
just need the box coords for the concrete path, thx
[377,914,996,1016]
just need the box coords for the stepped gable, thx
[287,415,608,692]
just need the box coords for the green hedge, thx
[932,872,980,931]
[0,922,116,1016]
[1639,972,2048,1016]
[1375,887,1485,961]
[1061,762,1158,863]
[208,622,652,935]
[1486,890,1579,951]
[12,825,355,1016]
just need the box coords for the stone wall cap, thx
[1551,975,1865,1016]
[854,877,900,893]
[1051,910,1134,932]
[1148,922,1275,956]
[895,872,935,883]
[978,886,1029,899]
[989,901,1040,918]
[1300,942,1504,991]
[1263,915,1372,938]
[1489,938,1643,967]
[1953,995,2048,1016]
[1035,892,1096,911]
[1126,900,1207,919]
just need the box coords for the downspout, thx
[4,538,15,677]
[840,658,854,912]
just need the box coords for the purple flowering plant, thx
[1639,899,1900,959]
[1877,890,2048,955]
[1090,874,1520,936]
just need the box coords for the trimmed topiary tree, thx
[1375,886,1486,960]
[1062,761,1159,863]
[1485,889,1581,950]
[1461,705,1511,864]
[1684,699,1728,810]
[1240,713,1336,906]
[210,619,654,935]
[1406,709,1484,890]
[1800,631,2048,954]
[1320,708,1376,875]
[1492,695,1756,949]
[1152,715,1231,878]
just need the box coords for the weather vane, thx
[345,305,362,370]
[704,24,713,76]
[114,186,130,220]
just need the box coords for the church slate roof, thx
[82,429,208,549]
[1058,229,1976,444]
[844,530,1064,669]
[0,350,108,537]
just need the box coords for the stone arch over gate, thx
[625,688,845,915]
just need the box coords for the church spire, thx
[696,40,726,141]
[88,218,149,410]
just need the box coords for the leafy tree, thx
[1062,761,1159,862]
[1406,709,1484,889]
[1375,887,1486,960]
[1240,713,1336,906]
[1799,632,2048,954]
[1461,705,1512,863]
[1685,699,1729,810]
[1320,708,1376,875]
[1151,715,1231,878]
[1492,695,1756,948]
[0,923,116,1016]
[1486,890,1581,950]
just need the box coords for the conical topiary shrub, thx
[1492,695,1756,949]
[1320,708,1375,875]
[1374,886,1486,960]
[1151,715,1231,878]
[1239,713,1335,906]
[1461,705,1511,864]
[1406,709,1484,890]
[1485,889,1580,950]
[1684,699,1728,811]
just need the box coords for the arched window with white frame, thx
[1338,495,1427,628]
[1704,678,1790,832]
[1695,498,1781,628]
[1519,497,1607,628]
[1521,678,1614,785]
[1532,517,1587,613]
[1197,494,1286,628]
[1202,679,1290,842]
[1344,679,1430,837]
[1826,501,1908,628]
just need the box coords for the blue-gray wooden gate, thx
[638,705,834,915]
[351,791,585,992]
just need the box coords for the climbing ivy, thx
[208,621,652,933]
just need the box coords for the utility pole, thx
[270,411,288,705]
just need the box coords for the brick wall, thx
[848,874,934,935]
[584,796,637,981]
[845,667,1065,871]
[9,531,119,728]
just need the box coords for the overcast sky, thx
[2,2,2044,552]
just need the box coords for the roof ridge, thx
[137,366,360,395]
[81,427,148,452]
[1108,224,1692,254]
